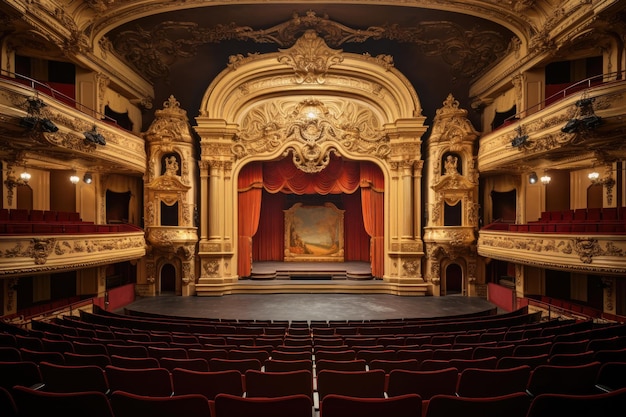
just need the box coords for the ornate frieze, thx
[278,30,344,84]
[478,231,626,274]
[111,11,510,81]
[0,232,145,276]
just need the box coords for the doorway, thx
[160,264,176,294]
[445,263,463,295]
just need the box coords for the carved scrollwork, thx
[278,30,344,84]
[234,98,387,170]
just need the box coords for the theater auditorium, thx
[0,1,625,416]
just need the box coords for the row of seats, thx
[0,223,130,234]
[0,209,82,223]
[534,208,625,223]
[2,360,625,416]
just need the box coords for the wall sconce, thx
[19,97,58,132]
[588,168,616,205]
[4,168,31,206]
[540,174,551,185]
[528,172,538,184]
[84,126,106,145]
[69,174,80,184]
[561,96,602,133]
[83,173,93,184]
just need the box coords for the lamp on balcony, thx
[83,173,93,184]
[84,126,106,145]
[561,96,602,133]
[529,172,538,184]
[511,124,528,148]
[69,173,80,184]
[19,97,58,132]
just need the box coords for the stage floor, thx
[250,261,372,280]
[121,293,498,322]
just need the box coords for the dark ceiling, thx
[106,3,516,132]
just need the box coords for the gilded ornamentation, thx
[402,260,420,277]
[144,96,193,144]
[203,260,220,277]
[234,98,388,172]
[277,30,344,84]
[112,11,509,80]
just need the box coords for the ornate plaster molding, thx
[111,11,510,80]
[233,98,389,172]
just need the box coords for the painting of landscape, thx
[284,203,345,262]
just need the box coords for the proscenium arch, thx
[195,31,428,289]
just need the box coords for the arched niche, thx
[195,30,429,294]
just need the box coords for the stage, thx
[250,261,373,280]
[196,261,432,296]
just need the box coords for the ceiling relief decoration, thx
[111,11,510,80]
[233,98,389,173]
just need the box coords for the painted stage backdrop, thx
[284,203,345,262]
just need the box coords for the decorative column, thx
[423,94,480,296]
[386,118,427,287]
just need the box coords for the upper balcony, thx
[0,72,146,175]
[0,209,145,277]
[478,73,626,174]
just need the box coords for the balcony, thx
[478,228,626,276]
[0,73,146,174]
[478,74,626,173]
[0,223,146,277]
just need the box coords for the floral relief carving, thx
[402,260,420,276]
[203,260,220,277]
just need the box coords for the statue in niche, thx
[445,155,458,175]
[164,156,179,176]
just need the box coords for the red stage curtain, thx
[238,162,263,277]
[253,191,285,261]
[342,191,370,261]
[360,162,384,277]
[263,155,361,195]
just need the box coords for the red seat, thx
[387,368,458,400]
[171,368,243,400]
[104,365,173,397]
[526,362,602,396]
[245,369,313,402]
[456,365,531,398]
[320,393,422,417]
[424,392,531,417]
[39,362,109,394]
[158,357,209,372]
[213,393,313,417]
[110,391,211,417]
[12,385,114,417]
[526,387,626,417]
[316,369,386,402]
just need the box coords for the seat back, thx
[0,361,42,391]
[39,362,109,393]
[12,385,114,417]
[315,359,366,374]
[316,369,385,401]
[110,391,211,417]
[208,358,261,373]
[320,393,422,417]
[425,392,531,417]
[158,357,209,372]
[245,369,313,401]
[214,393,313,417]
[171,368,243,400]
[264,359,313,373]
[387,368,458,399]
[526,362,602,396]
[104,365,173,396]
[526,387,626,417]
[456,365,531,398]
[110,355,160,369]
